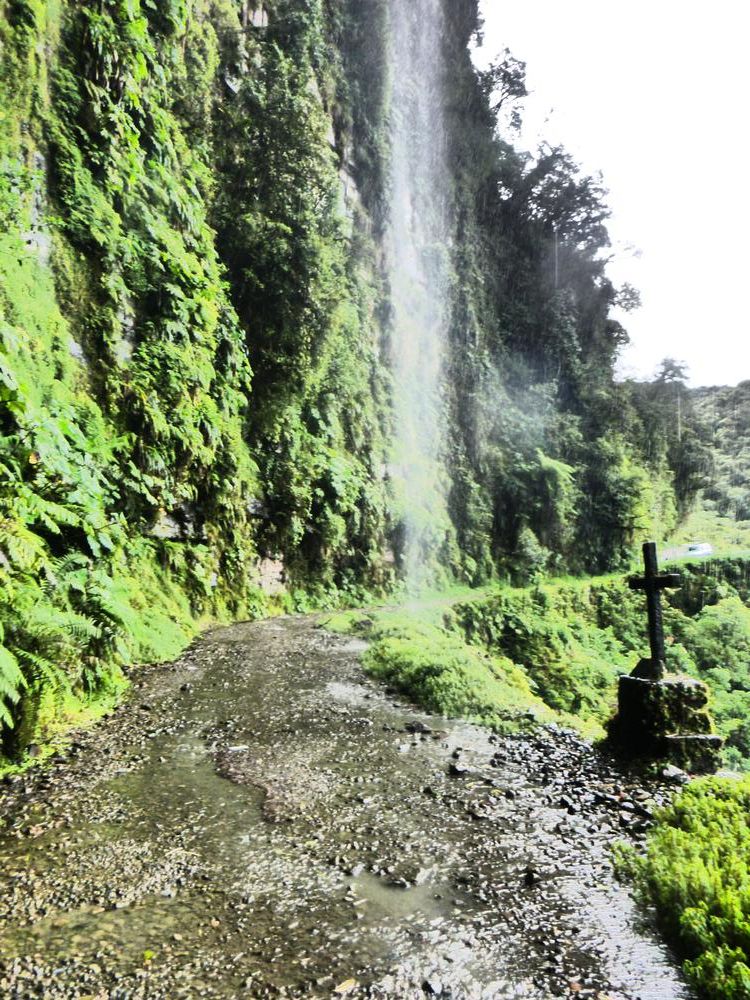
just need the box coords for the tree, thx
[656,358,689,384]
[479,48,527,132]
[614,283,641,313]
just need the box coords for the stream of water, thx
[387,0,452,588]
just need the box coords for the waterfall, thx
[386,0,452,589]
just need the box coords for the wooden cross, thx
[628,542,681,679]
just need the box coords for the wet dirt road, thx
[0,616,694,998]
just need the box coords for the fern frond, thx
[0,644,24,728]
[23,604,101,645]
[0,519,47,571]
[50,552,91,579]
[13,647,67,689]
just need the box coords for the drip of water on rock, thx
[386,0,452,589]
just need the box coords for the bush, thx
[332,612,554,728]
[630,777,750,999]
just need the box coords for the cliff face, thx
[0,0,684,749]
[0,0,396,748]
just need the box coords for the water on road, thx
[0,616,693,998]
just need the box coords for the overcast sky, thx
[476,0,750,388]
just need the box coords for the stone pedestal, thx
[608,673,722,774]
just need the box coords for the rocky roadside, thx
[0,616,694,999]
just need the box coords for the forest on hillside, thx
[695,381,750,521]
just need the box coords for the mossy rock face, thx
[609,674,722,773]
[662,734,724,774]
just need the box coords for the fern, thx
[22,603,101,646]
[0,519,47,571]
[0,644,24,728]
[13,648,67,692]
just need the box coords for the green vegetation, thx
[453,582,632,730]
[669,597,750,770]
[667,506,750,558]
[455,558,750,764]
[365,617,553,728]
[440,15,683,581]
[621,777,750,1000]
[0,0,745,771]
[695,382,750,523]
[324,557,750,762]
[0,0,394,759]
[324,607,555,729]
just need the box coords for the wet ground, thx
[0,616,694,999]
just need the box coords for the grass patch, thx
[321,603,564,732]
[319,610,374,635]
[362,615,555,729]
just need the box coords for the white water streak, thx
[387,0,451,588]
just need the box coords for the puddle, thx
[351,871,459,923]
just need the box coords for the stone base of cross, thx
[610,673,723,773]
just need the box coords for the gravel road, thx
[0,616,694,999]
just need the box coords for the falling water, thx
[386,0,452,588]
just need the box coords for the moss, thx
[319,609,374,635]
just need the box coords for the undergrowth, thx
[323,605,574,735]
[357,613,554,729]
[619,777,750,1000]
[324,556,750,758]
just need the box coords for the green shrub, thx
[630,777,750,999]
[361,614,554,727]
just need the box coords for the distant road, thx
[662,544,713,561]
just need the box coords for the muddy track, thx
[0,616,693,999]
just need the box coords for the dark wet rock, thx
[405,721,432,734]
[448,762,469,777]
[523,865,539,887]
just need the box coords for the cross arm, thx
[628,573,681,591]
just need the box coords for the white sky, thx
[476,0,750,388]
